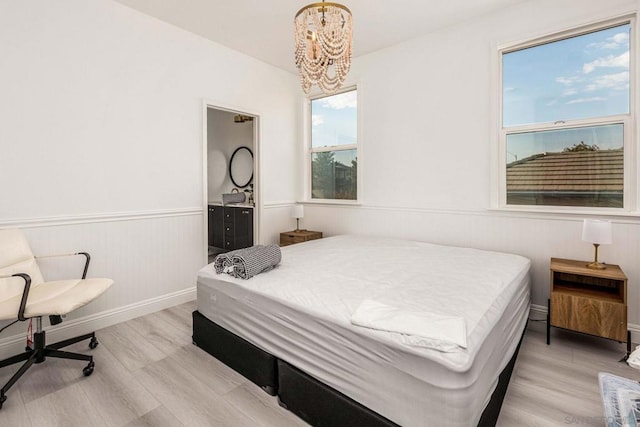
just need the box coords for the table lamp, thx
[581,219,612,270]
[291,205,304,231]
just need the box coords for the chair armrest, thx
[0,273,32,321]
[35,252,91,279]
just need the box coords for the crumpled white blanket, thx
[350,299,467,352]
[627,345,640,369]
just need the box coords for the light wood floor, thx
[0,302,636,426]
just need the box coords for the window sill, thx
[301,199,362,206]
[489,206,640,219]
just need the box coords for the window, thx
[500,20,632,210]
[309,89,358,201]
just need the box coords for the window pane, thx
[503,24,630,127]
[312,150,357,200]
[311,90,357,148]
[506,124,623,208]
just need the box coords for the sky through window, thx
[503,23,630,128]
[503,23,629,163]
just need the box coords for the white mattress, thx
[197,235,530,427]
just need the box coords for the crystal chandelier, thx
[294,1,353,94]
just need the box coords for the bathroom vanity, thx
[208,203,254,253]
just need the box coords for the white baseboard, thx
[529,303,547,320]
[0,287,196,359]
[529,303,640,344]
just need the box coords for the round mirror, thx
[229,146,253,188]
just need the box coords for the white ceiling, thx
[114,0,525,74]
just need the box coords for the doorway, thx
[203,103,259,264]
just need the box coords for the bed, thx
[192,235,531,426]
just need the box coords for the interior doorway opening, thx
[203,104,259,264]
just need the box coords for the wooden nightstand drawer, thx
[550,293,626,341]
[280,230,322,247]
[280,235,304,246]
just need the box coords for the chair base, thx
[0,329,98,409]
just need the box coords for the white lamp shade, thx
[582,219,612,245]
[291,205,304,219]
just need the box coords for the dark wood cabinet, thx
[208,205,224,249]
[208,205,253,252]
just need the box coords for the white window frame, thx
[497,16,636,214]
[304,86,361,204]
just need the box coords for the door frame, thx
[202,99,261,265]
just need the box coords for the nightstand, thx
[280,230,322,247]
[547,257,630,357]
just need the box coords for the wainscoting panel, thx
[262,203,299,245]
[0,210,204,358]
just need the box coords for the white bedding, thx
[351,299,467,351]
[196,235,530,426]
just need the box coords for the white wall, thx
[0,0,299,356]
[206,109,254,202]
[302,0,640,329]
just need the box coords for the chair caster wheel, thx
[88,337,98,350]
[83,362,95,377]
[0,394,7,410]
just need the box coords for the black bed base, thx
[477,331,523,427]
[278,359,399,427]
[192,310,524,426]
[192,310,277,395]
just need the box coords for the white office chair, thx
[0,229,113,409]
